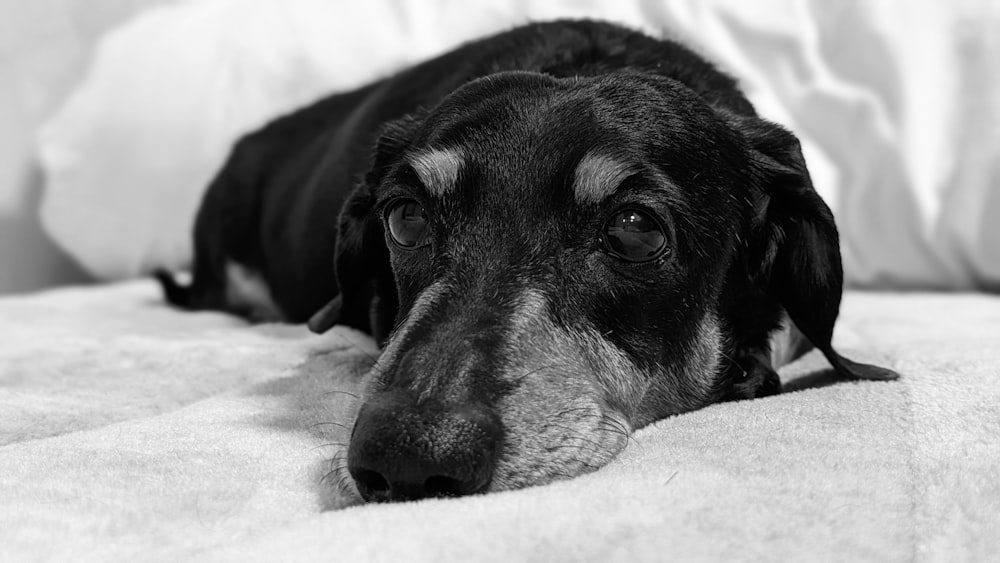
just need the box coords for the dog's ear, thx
[308,116,421,342]
[730,113,898,382]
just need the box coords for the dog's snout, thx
[348,393,501,502]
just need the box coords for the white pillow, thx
[38,0,1000,289]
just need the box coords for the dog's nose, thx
[347,393,501,502]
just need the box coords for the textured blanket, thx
[2,281,998,561]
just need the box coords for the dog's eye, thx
[386,199,429,248]
[602,209,668,262]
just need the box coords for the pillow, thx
[38,0,1000,289]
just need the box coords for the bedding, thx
[2,281,998,561]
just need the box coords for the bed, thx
[3,282,998,560]
[4,1,999,561]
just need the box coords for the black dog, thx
[156,20,898,503]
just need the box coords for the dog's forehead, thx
[399,73,739,205]
[403,146,640,205]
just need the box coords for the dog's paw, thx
[725,353,782,401]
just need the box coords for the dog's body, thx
[157,20,897,503]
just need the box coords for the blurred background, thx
[1,0,998,296]
[0,0,171,295]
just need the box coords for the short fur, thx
[157,20,898,503]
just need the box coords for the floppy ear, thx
[307,116,420,343]
[731,114,898,381]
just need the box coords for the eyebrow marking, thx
[572,152,638,204]
[407,148,465,196]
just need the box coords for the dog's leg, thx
[769,316,814,368]
[725,348,782,400]
[222,260,285,322]
[724,316,816,400]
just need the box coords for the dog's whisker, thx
[545,423,608,453]
[597,415,632,437]
[326,450,358,496]
[329,331,381,365]
[326,449,346,471]
[719,350,747,379]
[319,466,339,486]
[553,406,633,445]
[552,405,596,415]
[597,426,633,448]
[321,389,361,400]
[597,422,637,450]
[550,406,605,422]
[544,443,604,458]
[337,474,356,495]
[509,363,576,385]
[607,416,638,447]
[596,419,631,439]
[310,442,348,451]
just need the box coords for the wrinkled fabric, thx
[37,0,1000,288]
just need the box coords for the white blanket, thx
[2,282,998,561]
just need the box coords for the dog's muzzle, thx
[347,391,502,502]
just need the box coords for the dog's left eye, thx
[386,199,429,248]
[602,209,668,262]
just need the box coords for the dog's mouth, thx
[336,388,631,504]
[489,397,632,493]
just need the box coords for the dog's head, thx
[309,70,895,502]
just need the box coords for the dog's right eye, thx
[602,209,669,263]
[386,199,429,248]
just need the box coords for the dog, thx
[156,20,899,503]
